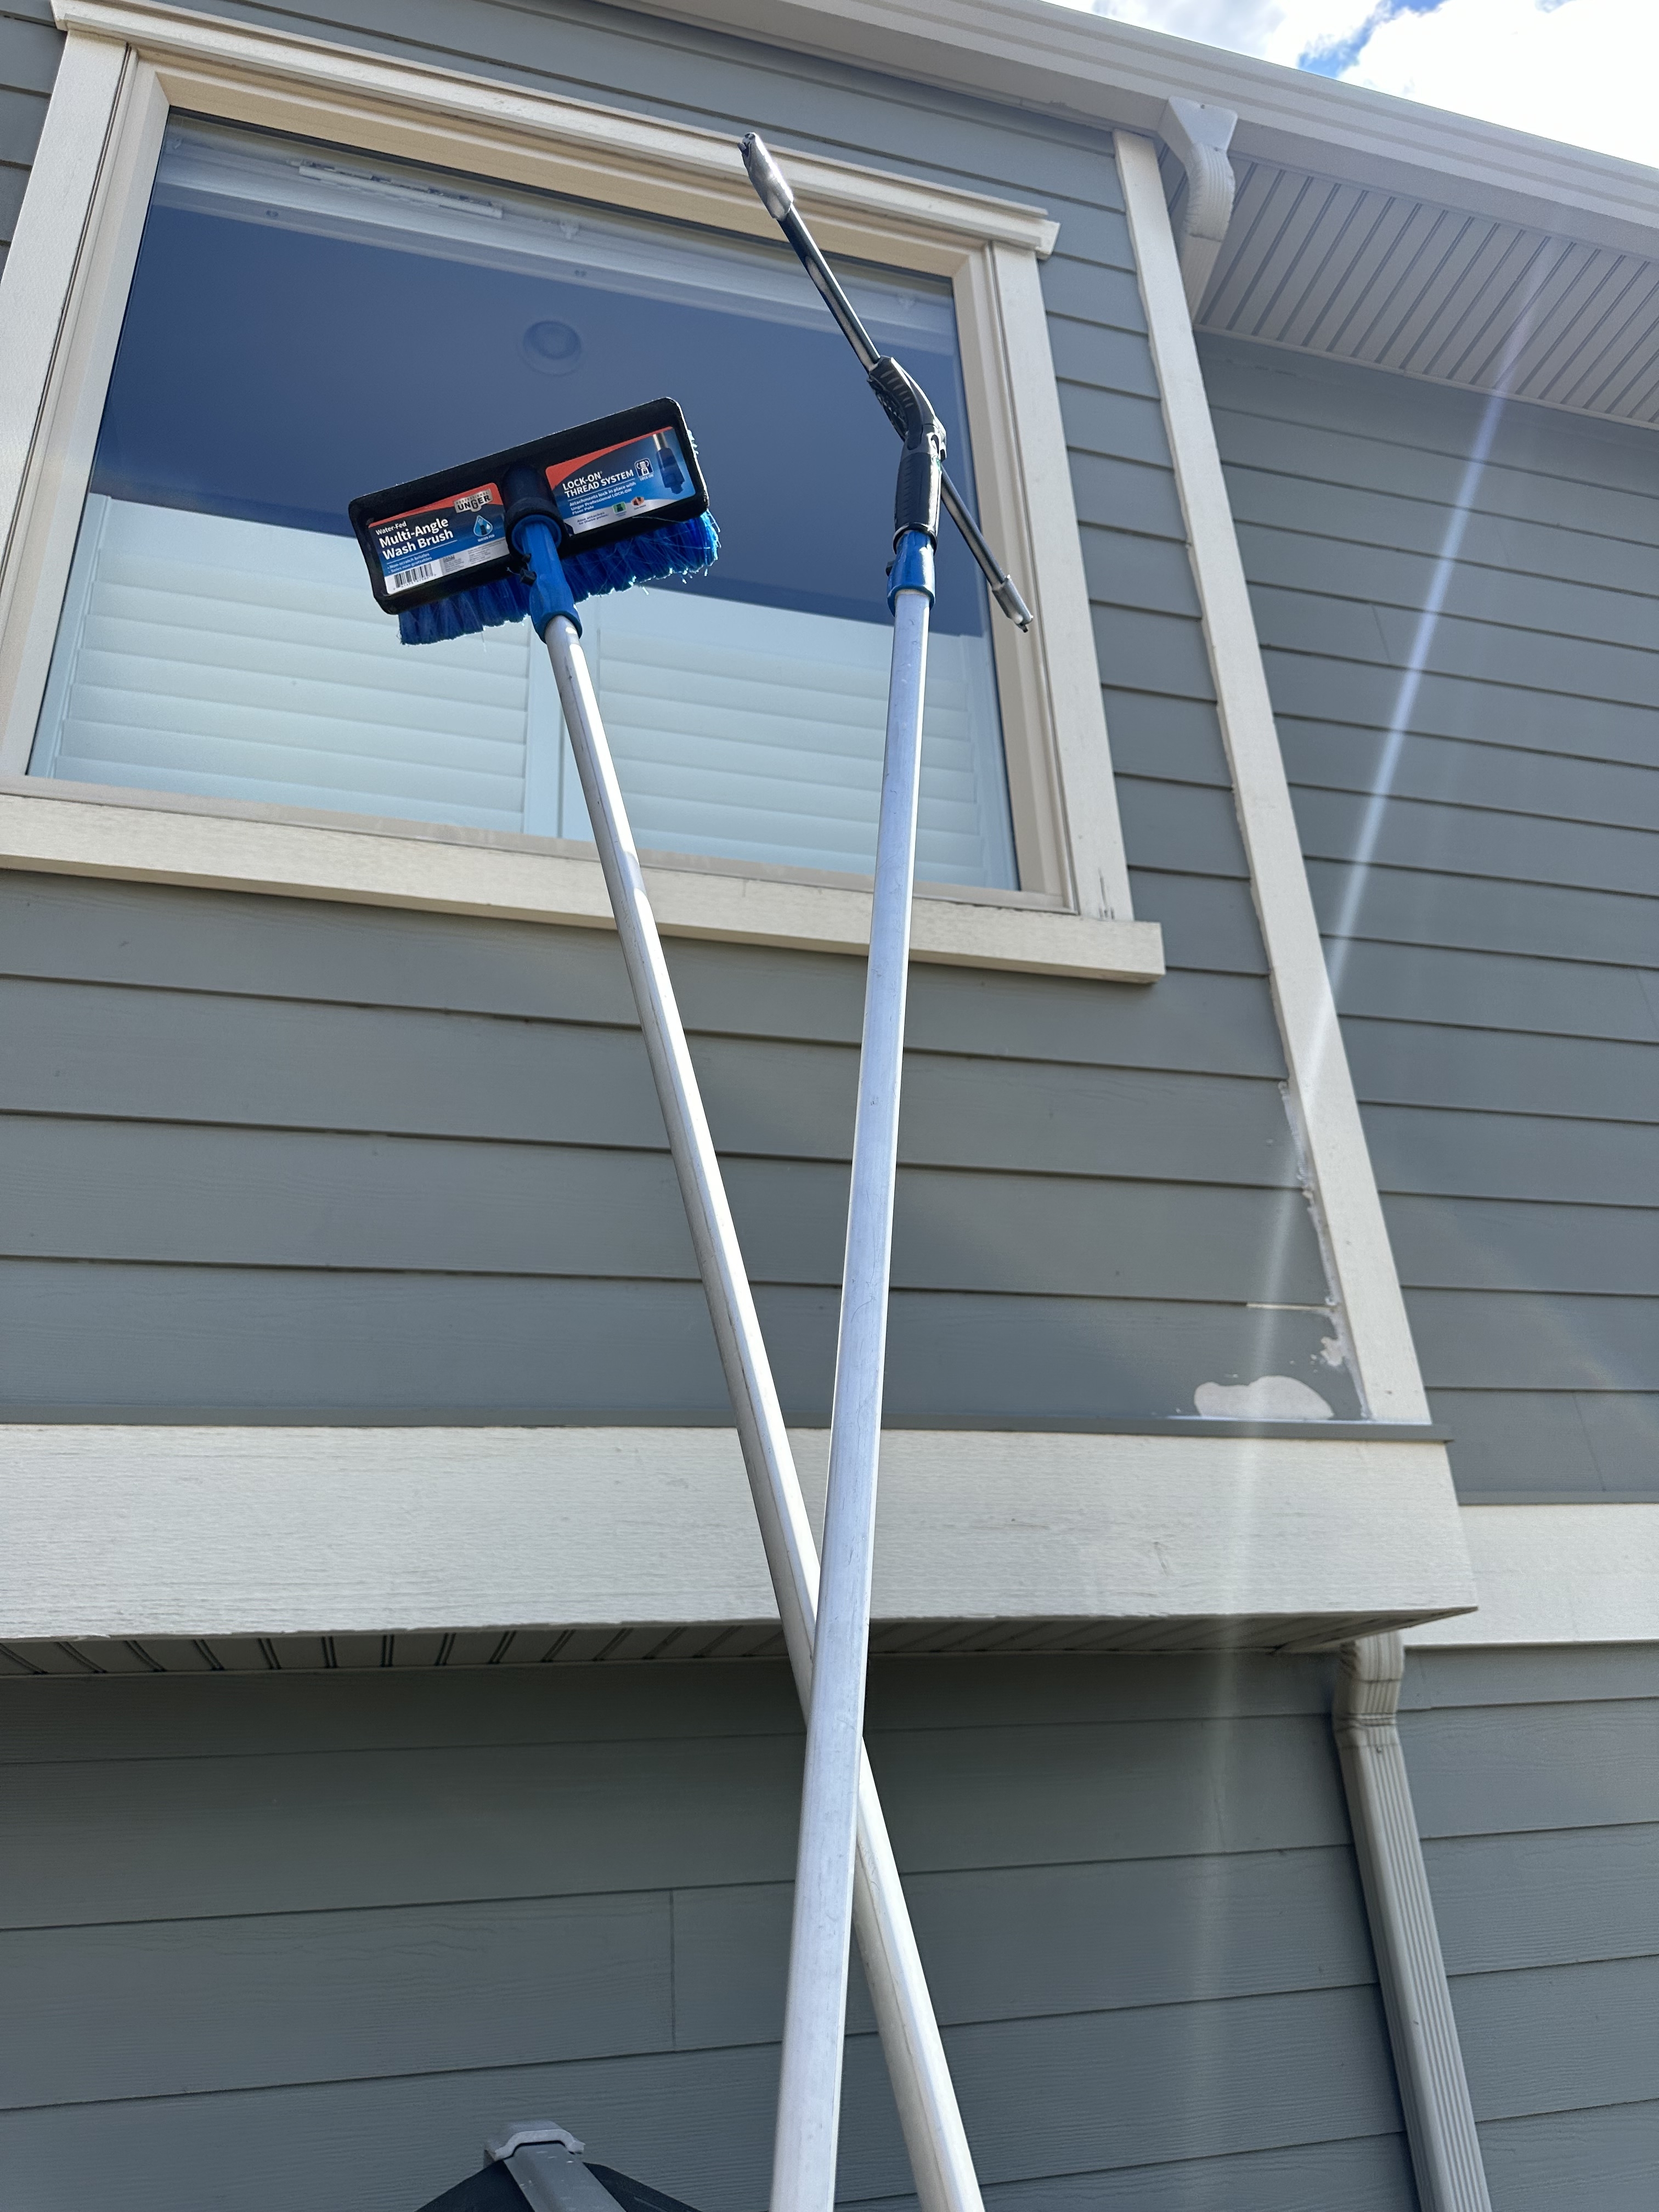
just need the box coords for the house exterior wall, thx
[0,1651,1421,2212]
[0,0,1353,1425]
[1402,1646,1659,2206]
[1202,335,1659,1502]
[0,0,53,273]
[0,4,1651,2211]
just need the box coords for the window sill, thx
[0,779,1165,980]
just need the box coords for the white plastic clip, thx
[487,2124,585,2162]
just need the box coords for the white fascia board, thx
[0,1425,1474,1644]
[627,0,1659,262]
[1404,1505,1659,1649]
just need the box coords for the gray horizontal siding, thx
[0,2007,1407,2212]
[1282,1102,1658,1207]
[0,968,1306,1182]
[0,1651,1412,2212]
[0,872,1357,1421]
[1401,1646,1659,2210]
[1,1263,1354,1421]
[1419,1390,1657,1500]
[1479,2099,1658,2212]
[2,1118,1327,1301]
[1270,650,1658,771]
[0,0,56,268]
[0,0,1352,1425]
[1279,723,1659,833]
[1321,940,1658,1046]
[1204,335,1659,1500]
[0,874,1286,1073]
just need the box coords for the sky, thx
[1077,1,1659,167]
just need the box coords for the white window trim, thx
[0,0,1162,984]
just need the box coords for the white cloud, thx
[1082,1,1659,167]
[1087,2,1386,66]
[1347,1,1659,165]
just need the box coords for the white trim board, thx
[1404,1505,1659,1650]
[1,2,1137,929]
[0,1426,1475,1646]
[1117,129,1429,1424]
[0,785,1164,979]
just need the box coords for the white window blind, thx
[35,498,1016,883]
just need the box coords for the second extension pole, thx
[533,555,983,2212]
[770,366,946,2212]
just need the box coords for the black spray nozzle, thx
[868,358,944,545]
[740,130,1032,631]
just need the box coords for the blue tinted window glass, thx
[33,123,1017,886]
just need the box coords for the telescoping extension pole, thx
[741,135,1034,2212]
[518,529,984,2212]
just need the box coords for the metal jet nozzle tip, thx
[741,131,795,222]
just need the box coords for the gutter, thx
[622,0,1659,262]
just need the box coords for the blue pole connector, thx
[887,528,936,613]
[514,516,582,638]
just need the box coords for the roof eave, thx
[620,0,1659,261]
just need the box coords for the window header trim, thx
[54,0,1062,263]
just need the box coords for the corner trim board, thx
[1116,129,1430,1423]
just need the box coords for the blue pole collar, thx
[887,529,935,613]
[512,516,582,637]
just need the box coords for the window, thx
[29,120,1018,888]
[0,8,1149,975]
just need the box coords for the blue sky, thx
[1074,2,1659,165]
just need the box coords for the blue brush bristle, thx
[563,513,720,601]
[398,572,530,645]
[399,513,719,645]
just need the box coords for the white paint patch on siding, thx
[1195,1377,1336,1420]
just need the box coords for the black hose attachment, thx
[868,358,944,545]
[741,129,1033,630]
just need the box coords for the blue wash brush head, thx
[398,512,719,645]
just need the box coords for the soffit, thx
[1193,154,1659,430]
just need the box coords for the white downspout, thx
[1335,1638,1493,2211]
[1158,95,1237,314]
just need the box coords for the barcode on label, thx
[381,535,501,596]
[385,558,445,595]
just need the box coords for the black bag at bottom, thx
[415,2144,699,2212]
